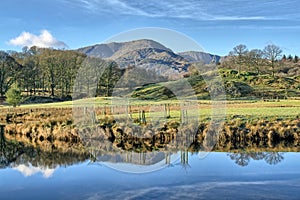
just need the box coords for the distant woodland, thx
[0,43,299,103]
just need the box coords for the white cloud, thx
[13,164,57,178]
[8,30,68,49]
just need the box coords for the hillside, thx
[131,69,300,100]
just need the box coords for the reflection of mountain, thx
[95,151,184,164]
[96,152,182,173]
[95,152,167,165]
[228,152,285,167]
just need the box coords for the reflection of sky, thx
[1,152,300,199]
[13,164,57,178]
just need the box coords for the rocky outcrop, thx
[178,51,221,64]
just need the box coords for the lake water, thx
[1,146,300,199]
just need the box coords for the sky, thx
[1,0,300,56]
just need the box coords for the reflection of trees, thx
[179,150,191,172]
[228,153,250,166]
[228,152,285,167]
[264,152,284,165]
[170,150,190,171]
[0,125,25,169]
[13,148,89,169]
[248,152,265,160]
[1,121,287,170]
[0,125,89,169]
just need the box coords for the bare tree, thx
[263,44,282,77]
[229,44,248,74]
[246,49,264,74]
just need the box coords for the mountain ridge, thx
[178,51,221,64]
[77,39,221,80]
[77,39,172,59]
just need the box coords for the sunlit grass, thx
[2,98,299,118]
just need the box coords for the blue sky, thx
[1,0,299,56]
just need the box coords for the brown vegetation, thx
[1,108,299,154]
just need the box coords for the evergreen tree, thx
[294,55,299,63]
[6,84,22,107]
[0,51,21,96]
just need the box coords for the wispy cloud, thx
[8,30,68,49]
[64,0,157,17]
[63,0,274,21]
[85,180,290,200]
[212,16,266,21]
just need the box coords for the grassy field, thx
[225,100,300,117]
[1,98,299,121]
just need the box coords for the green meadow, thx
[2,98,299,121]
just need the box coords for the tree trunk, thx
[51,83,55,97]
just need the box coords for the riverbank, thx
[1,103,299,154]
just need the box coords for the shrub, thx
[5,84,22,107]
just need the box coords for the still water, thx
[1,149,300,199]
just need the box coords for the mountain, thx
[77,39,221,80]
[77,39,190,80]
[77,39,171,59]
[78,42,122,58]
[113,47,190,80]
[178,51,221,64]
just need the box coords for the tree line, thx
[0,46,125,100]
[223,43,299,77]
